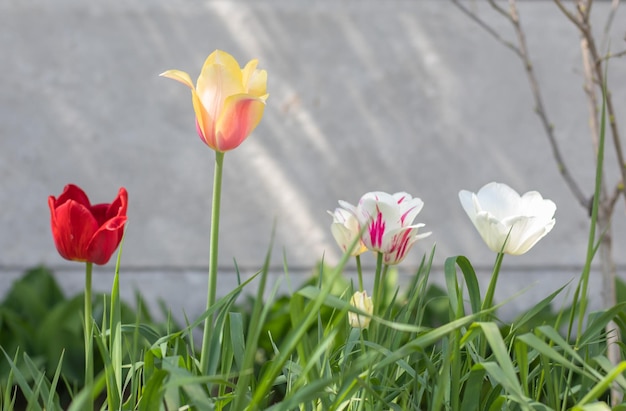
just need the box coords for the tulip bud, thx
[348,291,373,329]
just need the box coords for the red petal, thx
[54,184,92,209]
[86,216,128,265]
[49,199,99,262]
[90,187,128,226]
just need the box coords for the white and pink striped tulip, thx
[339,191,431,265]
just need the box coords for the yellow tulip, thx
[161,50,268,152]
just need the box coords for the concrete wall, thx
[2,0,625,321]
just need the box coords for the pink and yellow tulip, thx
[161,50,268,152]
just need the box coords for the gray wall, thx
[2,0,625,321]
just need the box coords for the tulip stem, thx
[84,262,93,411]
[372,252,384,318]
[482,252,505,313]
[200,150,225,375]
[356,255,363,291]
[370,252,387,343]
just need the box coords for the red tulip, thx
[49,184,128,265]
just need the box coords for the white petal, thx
[507,217,556,255]
[476,182,522,220]
[520,191,557,221]
[459,190,478,224]
[398,197,425,226]
[472,211,511,253]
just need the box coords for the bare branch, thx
[608,182,623,214]
[601,0,621,51]
[450,0,522,58]
[452,0,588,207]
[580,33,604,215]
[553,0,586,30]
[581,34,601,160]
[584,25,626,207]
[487,0,513,22]
[599,48,626,61]
[508,0,589,207]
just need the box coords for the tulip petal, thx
[507,217,556,255]
[49,199,99,262]
[242,59,268,97]
[520,191,557,221]
[86,215,128,265]
[191,89,217,148]
[159,69,195,89]
[90,187,128,225]
[203,50,242,76]
[215,94,266,151]
[399,198,424,225]
[106,187,129,219]
[472,211,511,253]
[197,56,245,121]
[55,184,91,209]
[476,182,521,220]
[458,190,476,221]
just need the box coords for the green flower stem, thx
[370,253,384,341]
[372,252,384,317]
[200,150,225,374]
[356,255,363,291]
[84,261,93,411]
[481,252,505,313]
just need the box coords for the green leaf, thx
[444,255,482,317]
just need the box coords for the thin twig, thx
[609,183,623,213]
[602,0,621,51]
[580,29,602,169]
[508,0,589,207]
[576,2,623,404]
[553,0,585,30]
[450,0,522,58]
[585,28,626,206]
[451,0,588,207]
[599,49,626,61]
[487,0,514,22]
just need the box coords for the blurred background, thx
[1,0,625,321]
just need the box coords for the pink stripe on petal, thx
[368,210,385,249]
[399,206,415,225]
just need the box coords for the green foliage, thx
[0,266,171,409]
[3,248,626,410]
[0,253,625,410]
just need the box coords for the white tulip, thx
[459,182,556,255]
[328,208,367,256]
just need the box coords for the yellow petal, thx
[248,70,268,98]
[190,88,216,148]
[215,94,266,151]
[198,50,244,93]
[159,69,194,89]
[241,59,258,83]
[197,61,245,125]
[203,50,238,69]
